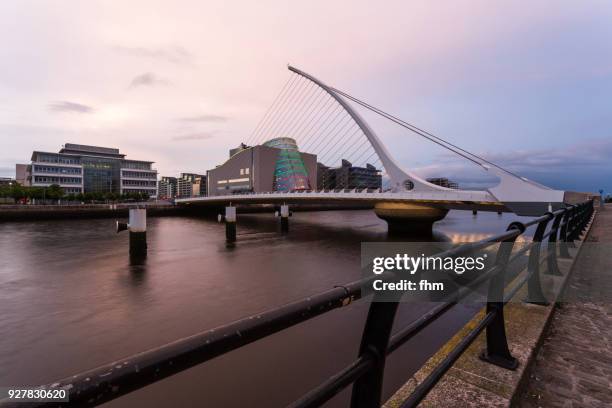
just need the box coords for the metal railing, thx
[1,201,594,408]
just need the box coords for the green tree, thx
[28,187,45,200]
[46,184,64,200]
[11,184,26,201]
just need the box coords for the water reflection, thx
[0,209,532,407]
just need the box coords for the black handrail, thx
[0,201,594,408]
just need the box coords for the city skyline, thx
[1,1,611,193]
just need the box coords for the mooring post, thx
[280,204,289,233]
[129,208,147,256]
[472,209,478,216]
[225,206,236,243]
[117,207,147,256]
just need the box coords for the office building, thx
[27,143,157,196]
[207,138,317,196]
[158,174,206,199]
[317,159,382,190]
[177,173,207,198]
[158,176,177,199]
[192,175,207,197]
[426,177,459,190]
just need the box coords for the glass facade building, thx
[206,140,317,196]
[317,159,382,190]
[263,137,311,192]
[29,143,157,196]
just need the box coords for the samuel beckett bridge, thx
[8,66,602,408]
[176,65,588,232]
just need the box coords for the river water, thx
[0,209,528,407]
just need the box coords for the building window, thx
[245,168,250,175]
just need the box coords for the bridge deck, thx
[176,190,508,212]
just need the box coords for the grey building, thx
[28,143,157,196]
[192,175,207,197]
[207,138,317,196]
[176,173,206,198]
[317,160,381,190]
[158,176,177,199]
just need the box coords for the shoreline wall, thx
[0,203,374,222]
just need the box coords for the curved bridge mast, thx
[288,65,449,193]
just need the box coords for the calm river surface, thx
[0,209,529,407]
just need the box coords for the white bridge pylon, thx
[286,65,565,215]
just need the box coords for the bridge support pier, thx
[225,206,236,244]
[374,202,448,235]
[116,208,147,258]
[280,204,289,233]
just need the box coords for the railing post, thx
[479,222,520,370]
[579,202,592,237]
[351,297,401,408]
[525,215,552,306]
[566,206,576,245]
[545,210,565,276]
[559,205,574,258]
[570,203,584,241]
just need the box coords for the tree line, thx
[0,183,150,203]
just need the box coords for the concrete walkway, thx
[519,204,612,408]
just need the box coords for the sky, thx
[0,0,611,193]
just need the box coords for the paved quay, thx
[518,204,612,408]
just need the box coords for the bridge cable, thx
[325,127,366,167]
[292,90,331,147]
[272,80,316,144]
[246,75,293,146]
[318,122,359,165]
[300,103,343,152]
[301,105,345,152]
[331,87,525,180]
[319,124,360,165]
[307,111,352,155]
[247,75,297,146]
[250,75,301,146]
[283,86,325,146]
[259,76,308,145]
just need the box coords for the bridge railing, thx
[2,201,594,408]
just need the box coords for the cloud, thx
[114,45,192,64]
[48,101,94,113]
[175,114,228,123]
[479,139,612,171]
[129,72,169,88]
[0,165,15,178]
[172,132,217,141]
[413,138,612,190]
